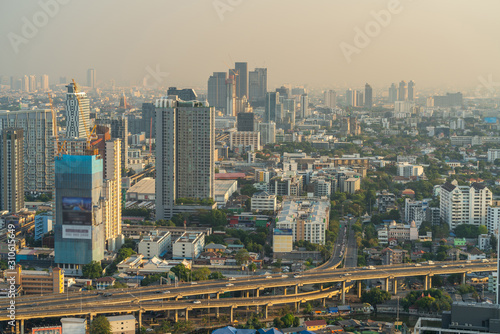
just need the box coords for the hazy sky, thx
[2,0,500,91]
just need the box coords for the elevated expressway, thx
[1,260,495,330]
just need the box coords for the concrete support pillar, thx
[357,281,362,298]
[322,298,326,307]
[216,292,220,299]
[429,276,432,289]
[175,310,178,322]
[216,307,219,318]
[264,304,268,319]
[20,319,24,334]
[424,275,429,291]
[295,285,298,294]
[393,278,398,295]
[138,310,142,328]
[462,273,466,285]
[185,309,188,322]
[320,283,323,290]
[385,277,389,292]
[284,287,287,296]
[256,289,259,297]
[230,306,234,323]
[89,314,93,322]
[15,321,20,334]
[207,294,211,300]
[246,291,249,298]
[342,281,346,305]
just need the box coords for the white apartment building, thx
[487,149,500,163]
[229,131,261,151]
[172,232,205,260]
[404,198,430,228]
[397,163,424,178]
[313,179,332,198]
[487,205,500,235]
[138,231,172,259]
[251,191,277,212]
[440,180,492,229]
[275,198,330,245]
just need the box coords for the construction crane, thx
[72,79,98,155]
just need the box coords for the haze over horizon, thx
[2,0,500,91]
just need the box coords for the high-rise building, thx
[408,80,415,101]
[226,75,236,116]
[0,110,55,194]
[248,68,267,103]
[345,89,358,107]
[65,82,90,139]
[300,94,309,118]
[440,180,492,229]
[237,112,256,132]
[433,92,463,107]
[29,75,37,92]
[265,92,280,123]
[141,102,155,138]
[234,62,248,99]
[259,121,276,145]
[0,128,24,213]
[398,80,407,101]
[102,139,122,250]
[356,92,364,107]
[324,90,337,108]
[388,83,397,103]
[95,116,128,170]
[21,75,29,92]
[364,83,373,108]
[87,68,96,89]
[167,87,198,101]
[208,72,228,113]
[155,97,215,220]
[41,74,49,91]
[54,154,105,276]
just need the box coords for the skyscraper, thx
[408,80,415,101]
[65,82,90,139]
[398,80,407,101]
[0,109,55,194]
[102,139,122,250]
[237,112,256,132]
[21,75,29,92]
[324,90,337,108]
[346,89,357,107]
[234,62,248,99]
[0,128,24,213]
[259,122,276,145]
[28,75,36,92]
[248,68,267,103]
[226,75,236,116]
[167,87,198,101]
[155,97,215,220]
[364,83,373,108]
[95,116,128,170]
[54,154,105,276]
[41,74,49,91]
[265,92,280,123]
[388,83,397,103]
[207,72,228,112]
[301,94,309,118]
[87,68,96,89]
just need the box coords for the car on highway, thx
[293,274,302,278]
[441,265,448,268]
[162,291,171,294]
[192,300,201,304]
[265,275,272,279]
[343,273,351,276]
[226,283,234,287]
[104,293,113,297]
[281,274,288,278]
[228,277,236,281]
[482,259,489,263]
[415,263,421,267]
[191,281,198,285]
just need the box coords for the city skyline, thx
[1,1,500,90]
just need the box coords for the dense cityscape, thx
[1,1,500,334]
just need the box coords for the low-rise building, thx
[381,248,408,265]
[273,228,293,253]
[138,230,171,259]
[172,232,205,260]
[94,276,116,290]
[478,234,491,251]
[60,318,86,334]
[126,177,155,201]
[214,180,238,206]
[251,191,277,212]
[107,315,136,334]
[34,212,53,241]
[376,190,396,213]
[10,264,64,295]
[377,220,418,245]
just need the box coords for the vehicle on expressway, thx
[192,300,201,304]
[294,274,302,278]
[281,274,288,278]
[191,282,198,285]
[228,277,236,281]
[415,263,421,267]
[265,275,272,279]
[163,291,170,294]
[226,283,234,287]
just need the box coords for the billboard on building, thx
[62,197,92,225]
[485,117,498,124]
[62,225,92,239]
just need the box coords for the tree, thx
[235,249,251,265]
[303,302,313,314]
[171,264,191,282]
[89,316,111,334]
[240,184,258,197]
[248,262,257,272]
[192,267,211,281]
[208,272,225,280]
[82,261,102,279]
[361,288,391,311]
